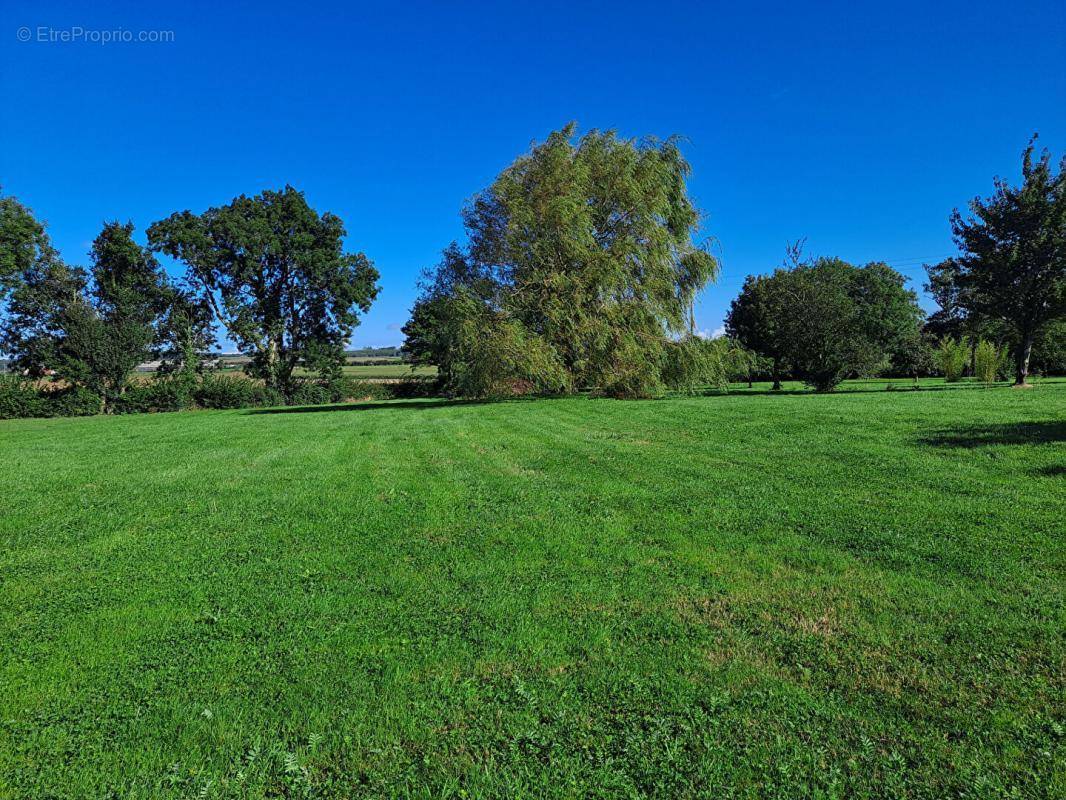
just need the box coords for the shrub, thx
[0,377,48,419]
[339,379,391,401]
[288,380,332,406]
[973,340,1008,384]
[194,375,280,410]
[937,337,969,382]
[385,377,440,399]
[114,377,194,414]
[46,385,103,417]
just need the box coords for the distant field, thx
[336,363,436,379]
[1,380,1063,797]
[209,360,437,381]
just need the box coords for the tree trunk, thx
[1014,331,1034,386]
[771,358,782,391]
[265,337,281,395]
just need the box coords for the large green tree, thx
[148,186,380,398]
[404,124,719,398]
[774,257,922,391]
[2,220,171,410]
[931,138,1065,385]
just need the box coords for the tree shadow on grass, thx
[919,421,1066,448]
[705,383,992,398]
[245,397,511,415]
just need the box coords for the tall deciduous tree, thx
[148,186,380,398]
[725,271,791,390]
[405,124,719,398]
[934,138,1065,386]
[2,220,171,410]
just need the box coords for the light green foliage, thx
[662,335,730,394]
[937,336,969,382]
[433,290,572,398]
[973,339,1008,384]
[1,381,1063,797]
[405,125,718,398]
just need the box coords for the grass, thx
[1,379,1063,798]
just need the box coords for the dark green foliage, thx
[725,271,792,389]
[193,374,281,410]
[0,376,47,419]
[405,125,719,398]
[1,219,172,412]
[728,249,924,392]
[385,375,440,399]
[1031,319,1066,375]
[886,329,937,381]
[0,234,85,378]
[148,187,380,399]
[42,385,104,417]
[113,376,195,414]
[0,377,102,419]
[0,193,56,303]
[929,138,1066,385]
[154,288,217,377]
[58,222,170,411]
[767,258,924,391]
[288,380,333,406]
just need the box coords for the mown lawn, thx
[1,380,1063,798]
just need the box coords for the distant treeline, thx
[1,126,1062,419]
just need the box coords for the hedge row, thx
[0,374,439,420]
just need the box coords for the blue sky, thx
[2,0,1063,347]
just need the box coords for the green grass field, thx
[1,380,1063,798]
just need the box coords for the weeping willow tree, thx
[403,124,719,398]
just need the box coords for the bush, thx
[194,374,280,410]
[973,340,1008,384]
[0,377,48,419]
[385,377,440,399]
[114,377,194,414]
[288,380,332,406]
[937,337,969,382]
[325,376,391,402]
[46,385,103,417]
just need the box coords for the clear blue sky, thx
[3,0,1064,347]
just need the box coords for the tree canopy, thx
[727,254,922,392]
[725,270,792,390]
[928,138,1065,385]
[148,186,380,398]
[1,219,172,410]
[404,125,719,398]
